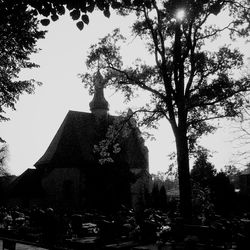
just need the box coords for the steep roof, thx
[8,168,44,197]
[34,110,149,170]
[34,110,116,168]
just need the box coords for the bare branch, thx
[188,114,228,126]
[197,21,234,41]
[106,64,167,101]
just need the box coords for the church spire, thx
[89,70,109,116]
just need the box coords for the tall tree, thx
[191,148,216,188]
[191,148,216,219]
[0,143,9,176]
[0,1,46,129]
[81,0,250,222]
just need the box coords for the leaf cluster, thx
[6,0,250,34]
[191,147,217,187]
[21,0,151,30]
[0,1,45,123]
[93,111,139,165]
[0,143,9,176]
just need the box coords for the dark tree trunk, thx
[171,21,193,223]
[175,128,192,223]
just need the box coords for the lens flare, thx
[176,9,185,21]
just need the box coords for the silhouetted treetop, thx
[4,1,249,31]
[0,1,45,126]
[0,143,9,176]
[14,0,139,30]
[191,147,216,188]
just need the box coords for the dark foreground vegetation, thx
[1,203,250,250]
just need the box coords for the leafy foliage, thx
[0,1,46,127]
[192,181,214,223]
[223,164,241,188]
[93,109,140,164]
[7,0,250,33]
[191,149,236,216]
[190,148,216,220]
[16,0,137,30]
[0,143,9,176]
[191,147,217,188]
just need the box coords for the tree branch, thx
[188,114,228,126]
[107,64,166,101]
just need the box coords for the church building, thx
[8,71,150,212]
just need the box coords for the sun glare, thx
[176,9,186,21]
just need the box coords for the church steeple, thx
[89,70,109,117]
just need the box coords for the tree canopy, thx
[0,1,46,127]
[81,0,250,221]
[0,143,9,176]
[191,148,216,188]
[13,1,155,30]
[11,0,250,35]
[191,149,237,217]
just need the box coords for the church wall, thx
[4,197,44,209]
[125,129,150,212]
[4,197,23,208]
[130,169,150,212]
[41,168,86,210]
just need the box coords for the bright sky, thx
[1,10,250,176]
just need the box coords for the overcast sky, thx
[1,10,249,176]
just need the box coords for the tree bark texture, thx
[175,129,192,223]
